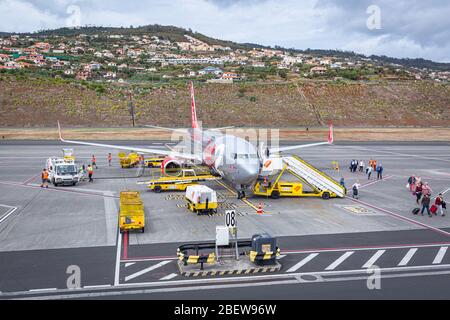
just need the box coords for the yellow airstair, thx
[254,155,346,199]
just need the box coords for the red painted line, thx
[23,174,38,185]
[122,232,128,260]
[347,196,450,237]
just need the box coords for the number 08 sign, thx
[225,210,236,228]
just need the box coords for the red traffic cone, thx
[257,203,263,214]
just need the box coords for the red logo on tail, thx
[328,123,334,144]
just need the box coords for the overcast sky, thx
[0,0,449,62]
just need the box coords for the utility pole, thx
[128,91,135,127]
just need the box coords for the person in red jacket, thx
[415,182,423,204]
[435,194,445,217]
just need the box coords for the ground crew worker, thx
[87,164,94,182]
[91,155,98,169]
[107,153,112,166]
[41,168,49,188]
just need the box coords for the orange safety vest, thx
[108,155,112,161]
[42,171,49,179]
[92,157,96,163]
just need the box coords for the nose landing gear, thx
[237,185,246,199]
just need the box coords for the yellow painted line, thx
[214,178,237,196]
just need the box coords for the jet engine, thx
[161,157,183,176]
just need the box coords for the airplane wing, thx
[58,122,200,161]
[143,125,189,133]
[143,125,234,132]
[269,123,334,154]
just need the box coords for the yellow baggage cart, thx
[119,191,145,233]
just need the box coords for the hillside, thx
[0,75,448,128]
[4,25,450,71]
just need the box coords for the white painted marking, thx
[433,247,448,265]
[284,242,450,255]
[83,284,111,289]
[125,262,136,268]
[0,205,18,224]
[286,253,319,273]
[398,248,418,266]
[13,265,450,300]
[277,255,286,260]
[362,250,386,268]
[103,191,118,246]
[159,273,177,281]
[125,261,171,282]
[29,288,57,292]
[114,231,123,286]
[325,251,354,271]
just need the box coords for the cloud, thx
[0,0,448,62]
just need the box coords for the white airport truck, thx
[46,157,80,187]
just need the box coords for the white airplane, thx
[58,81,333,198]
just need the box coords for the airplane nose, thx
[238,162,260,186]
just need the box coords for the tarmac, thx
[0,140,450,299]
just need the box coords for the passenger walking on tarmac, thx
[435,194,445,217]
[352,181,361,199]
[91,155,98,169]
[359,160,364,172]
[421,194,432,217]
[415,182,423,204]
[408,175,416,192]
[422,182,432,197]
[339,177,346,189]
[87,164,94,183]
[376,163,384,180]
[107,153,112,166]
[41,168,49,188]
[367,166,373,180]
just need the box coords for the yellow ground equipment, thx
[185,185,218,215]
[144,169,218,193]
[62,148,75,162]
[119,191,145,233]
[254,156,344,199]
[144,157,165,168]
[118,152,140,168]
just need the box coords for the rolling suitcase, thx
[430,205,438,215]
[412,208,420,215]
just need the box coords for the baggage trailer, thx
[146,169,217,193]
[185,185,218,215]
[144,157,165,168]
[119,191,145,233]
[118,152,140,168]
[62,148,75,162]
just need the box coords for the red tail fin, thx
[328,123,334,144]
[189,81,199,129]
